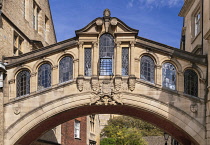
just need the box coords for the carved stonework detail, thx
[97,9,118,33]
[110,18,118,25]
[91,77,99,92]
[128,76,136,91]
[13,106,20,115]
[103,8,111,17]
[76,77,84,92]
[9,79,15,84]
[114,77,122,91]
[121,81,128,91]
[96,18,103,26]
[83,80,91,91]
[190,103,198,113]
[30,72,37,77]
[90,80,123,105]
[52,65,58,70]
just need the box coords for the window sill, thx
[183,93,204,102]
[162,87,178,94]
[74,137,81,140]
[191,31,201,44]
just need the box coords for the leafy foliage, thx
[101,116,163,137]
[100,116,163,145]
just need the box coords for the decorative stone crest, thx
[91,77,99,92]
[190,103,198,113]
[76,76,84,92]
[114,77,122,91]
[90,80,123,105]
[13,106,20,115]
[128,76,136,91]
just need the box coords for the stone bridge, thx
[2,9,208,145]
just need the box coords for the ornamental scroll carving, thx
[90,80,123,106]
[96,9,118,33]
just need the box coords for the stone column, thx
[92,41,98,76]
[115,41,121,76]
[78,41,84,76]
[130,41,136,76]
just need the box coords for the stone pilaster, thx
[115,41,121,76]
[52,65,58,85]
[130,41,136,76]
[30,72,37,92]
[155,65,162,86]
[78,41,84,76]
[92,41,98,76]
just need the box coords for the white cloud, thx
[127,0,134,8]
[128,0,183,9]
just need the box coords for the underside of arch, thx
[15,105,199,145]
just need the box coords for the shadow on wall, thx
[32,129,60,145]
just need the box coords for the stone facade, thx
[1,1,210,145]
[0,0,56,58]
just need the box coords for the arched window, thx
[16,70,30,97]
[99,34,114,75]
[38,63,51,90]
[184,69,198,97]
[59,56,73,83]
[162,63,176,90]
[140,56,155,83]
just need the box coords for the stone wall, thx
[0,0,56,59]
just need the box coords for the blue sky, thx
[49,0,183,48]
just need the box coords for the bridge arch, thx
[4,91,205,145]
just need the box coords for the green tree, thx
[101,116,163,137]
[101,116,163,145]
[101,126,147,145]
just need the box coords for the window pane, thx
[122,47,129,76]
[38,63,51,90]
[17,70,30,97]
[99,34,114,75]
[162,63,176,90]
[59,56,73,83]
[100,58,112,75]
[184,69,198,97]
[84,48,92,76]
[74,120,80,138]
[140,56,154,83]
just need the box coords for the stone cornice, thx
[136,36,207,65]
[4,37,77,68]
[178,0,195,17]
[75,17,139,36]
